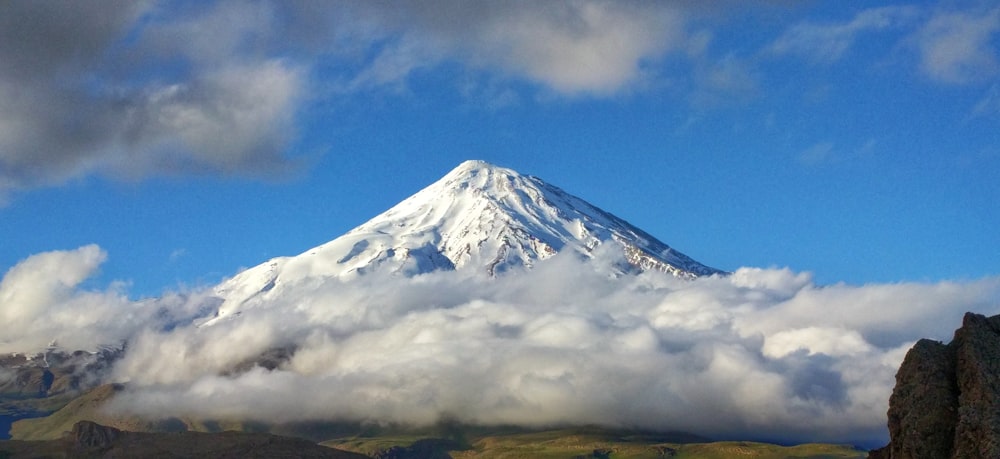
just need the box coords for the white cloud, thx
[0,1,306,200]
[0,246,136,352]
[340,1,691,96]
[689,53,759,108]
[915,7,1000,84]
[762,327,874,358]
[0,245,107,325]
[0,245,214,353]
[116,60,305,177]
[39,250,986,446]
[168,249,187,263]
[798,142,835,165]
[5,1,997,203]
[468,2,685,95]
[0,1,707,200]
[972,84,1000,119]
[3,245,998,445]
[769,6,918,63]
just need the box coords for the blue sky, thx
[1,0,998,297]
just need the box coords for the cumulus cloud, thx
[3,245,999,444]
[5,1,999,202]
[0,245,211,353]
[334,1,692,95]
[0,0,715,200]
[0,248,963,446]
[0,1,306,202]
[0,246,133,352]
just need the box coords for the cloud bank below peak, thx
[3,244,1000,446]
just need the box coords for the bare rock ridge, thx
[869,312,1000,459]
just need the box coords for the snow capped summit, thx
[206,160,723,324]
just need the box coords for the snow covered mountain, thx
[206,160,723,325]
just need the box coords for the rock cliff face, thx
[870,312,1000,459]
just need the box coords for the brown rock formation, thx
[951,313,1000,458]
[71,420,120,449]
[870,312,1000,458]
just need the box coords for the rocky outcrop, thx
[870,312,1000,458]
[951,313,1000,457]
[71,420,120,449]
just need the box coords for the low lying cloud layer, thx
[0,246,210,353]
[3,245,999,445]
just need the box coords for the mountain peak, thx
[441,160,509,185]
[453,159,497,172]
[437,160,523,195]
[208,160,723,324]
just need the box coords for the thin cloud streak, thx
[768,6,919,63]
[914,6,1000,84]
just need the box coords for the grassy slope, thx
[8,384,126,441]
[10,386,867,458]
[323,429,867,459]
[0,430,369,458]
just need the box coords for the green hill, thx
[6,385,867,458]
[323,428,866,458]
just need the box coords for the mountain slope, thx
[2,420,367,458]
[207,160,723,324]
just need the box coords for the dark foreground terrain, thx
[1,420,865,459]
[0,420,366,458]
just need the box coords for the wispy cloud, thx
[797,142,836,165]
[972,85,1000,119]
[768,6,919,63]
[913,6,1000,84]
[768,3,1000,86]
[690,54,759,108]
[168,249,188,263]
